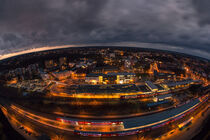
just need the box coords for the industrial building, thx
[85,72,136,85]
[153,93,173,102]
[145,81,158,92]
[85,73,104,84]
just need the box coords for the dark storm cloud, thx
[0,0,107,34]
[0,0,109,50]
[0,0,210,57]
[192,0,210,25]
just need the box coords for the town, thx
[0,47,209,140]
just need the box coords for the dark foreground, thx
[192,113,210,140]
[0,109,25,140]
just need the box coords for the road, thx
[0,95,208,140]
[157,104,210,140]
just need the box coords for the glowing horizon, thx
[0,42,209,61]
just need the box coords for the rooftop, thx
[156,93,173,99]
[60,98,200,131]
[165,79,194,87]
[86,73,105,77]
[107,72,136,76]
[145,81,158,90]
[66,84,140,94]
[86,72,136,77]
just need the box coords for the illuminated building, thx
[109,53,115,58]
[145,81,158,92]
[59,57,67,66]
[162,79,195,89]
[52,70,73,80]
[153,93,172,102]
[85,73,136,84]
[124,59,131,68]
[45,60,54,69]
[148,62,159,75]
[92,66,119,74]
[115,73,136,84]
[85,73,104,84]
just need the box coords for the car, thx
[170,131,174,134]
[19,126,24,130]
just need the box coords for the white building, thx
[153,94,172,102]
[85,73,104,85]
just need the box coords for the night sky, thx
[0,0,210,59]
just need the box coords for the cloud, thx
[0,0,209,58]
[192,0,210,25]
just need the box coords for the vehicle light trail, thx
[5,96,207,135]
[9,105,74,132]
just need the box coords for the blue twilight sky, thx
[0,0,210,59]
